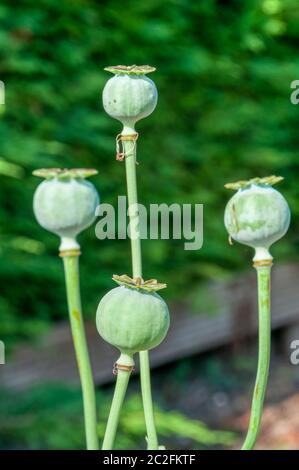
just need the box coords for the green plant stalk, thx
[123,130,159,450]
[62,255,99,450]
[102,367,132,449]
[242,264,271,450]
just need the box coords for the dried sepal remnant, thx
[33,168,98,179]
[112,274,167,292]
[104,65,156,75]
[224,175,284,191]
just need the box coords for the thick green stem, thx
[102,366,132,450]
[62,255,99,450]
[123,136,142,277]
[242,265,271,450]
[123,129,159,450]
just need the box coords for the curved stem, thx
[102,368,132,450]
[123,129,159,450]
[62,255,99,450]
[241,265,271,450]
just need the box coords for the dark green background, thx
[0,0,298,344]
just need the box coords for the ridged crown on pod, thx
[96,275,170,355]
[224,176,290,251]
[33,168,99,240]
[102,65,158,127]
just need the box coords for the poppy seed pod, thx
[96,275,170,357]
[102,65,158,129]
[33,168,99,251]
[224,176,290,261]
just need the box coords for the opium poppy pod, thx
[102,65,158,129]
[224,176,290,262]
[33,168,99,251]
[96,275,170,358]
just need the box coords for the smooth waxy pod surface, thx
[33,168,99,250]
[224,176,290,261]
[96,275,170,356]
[102,65,157,128]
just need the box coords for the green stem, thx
[123,129,159,450]
[102,361,132,450]
[241,265,271,450]
[139,350,159,449]
[62,255,99,450]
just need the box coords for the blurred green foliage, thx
[0,384,235,449]
[0,0,299,344]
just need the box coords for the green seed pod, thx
[96,275,170,357]
[224,176,290,261]
[102,65,157,129]
[33,168,99,251]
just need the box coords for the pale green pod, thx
[33,168,99,250]
[96,276,170,356]
[102,65,157,128]
[224,176,290,261]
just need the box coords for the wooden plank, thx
[1,262,299,390]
